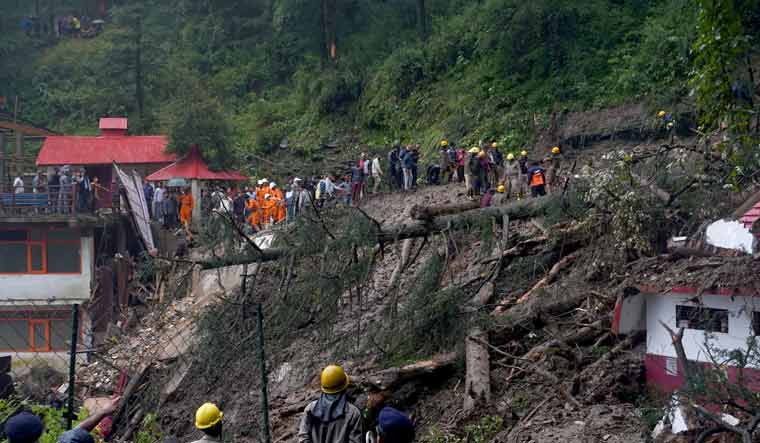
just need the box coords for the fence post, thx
[66,304,80,430]
[256,303,271,443]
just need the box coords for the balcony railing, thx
[0,185,104,217]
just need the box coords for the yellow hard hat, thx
[657,110,666,118]
[520,150,528,156]
[321,365,350,394]
[469,147,480,154]
[195,403,223,430]
[497,185,505,193]
[491,142,498,148]
[551,146,560,155]
[440,140,449,147]
[506,153,515,161]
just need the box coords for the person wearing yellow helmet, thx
[439,142,451,184]
[463,147,481,199]
[657,110,666,119]
[518,150,529,175]
[192,403,224,443]
[502,152,522,200]
[440,139,448,147]
[544,146,562,194]
[298,365,362,443]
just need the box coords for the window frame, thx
[675,304,729,334]
[0,309,75,352]
[0,228,81,275]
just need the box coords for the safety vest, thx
[530,170,545,187]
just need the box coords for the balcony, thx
[0,184,113,224]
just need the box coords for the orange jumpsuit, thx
[179,194,194,225]
[261,199,276,226]
[271,188,286,222]
[246,198,260,228]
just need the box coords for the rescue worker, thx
[455,147,465,182]
[546,146,562,194]
[57,396,121,443]
[179,188,194,229]
[270,182,286,222]
[262,194,276,227]
[502,153,522,199]
[518,150,529,175]
[439,140,451,184]
[464,147,480,200]
[191,403,224,443]
[488,142,503,188]
[491,184,508,206]
[247,193,261,230]
[526,161,547,197]
[477,149,489,193]
[298,365,362,443]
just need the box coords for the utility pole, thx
[66,304,80,430]
[257,303,271,443]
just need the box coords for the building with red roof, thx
[145,146,247,182]
[36,118,176,208]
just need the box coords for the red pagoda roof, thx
[37,135,175,166]
[145,146,248,182]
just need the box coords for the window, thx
[676,305,729,333]
[0,229,80,274]
[0,310,73,352]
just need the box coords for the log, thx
[464,282,494,412]
[411,201,479,221]
[491,289,588,344]
[361,352,458,391]
[197,249,286,269]
[514,251,580,305]
[378,196,557,243]
[522,318,607,363]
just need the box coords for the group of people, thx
[2,365,414,443]
[11,167,105,213]
[434,140,563,201]
[142,181,194,231]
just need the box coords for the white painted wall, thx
[647,293,760,365]
[0,235,94,305]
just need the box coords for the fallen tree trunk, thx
[411,201,480,221]
[491,289,588,344]
[361,352,458,391]
[464,281,494,412]
[378,196,557,243]
[199,197,557,269]
[514,251,581,305]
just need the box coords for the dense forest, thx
[0,0,758,169]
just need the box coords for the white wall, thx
[0,235,94,305]
[647,293,760,364]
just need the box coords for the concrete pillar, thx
[15,131,23,159]
[191,179,201,226]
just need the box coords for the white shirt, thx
[13,177,24,194]
[154,187,165,203]
[371,158,382,177]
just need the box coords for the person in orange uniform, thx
[257,179,270,203]
[246,194,261,230]
[179,188,194,228]
[261,193,276,227]
[270,182,286,222]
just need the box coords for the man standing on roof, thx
[298,365,362,443]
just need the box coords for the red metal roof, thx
[37,135,175,166]
[145,146,248,181]
[740,201,760,230]
[99,117,128,130]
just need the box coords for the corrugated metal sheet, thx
[145,146,248,181]
[99,117,128,130]
[37,135,175,166]
[740,202,760,230]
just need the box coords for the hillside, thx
[0,0,703,170]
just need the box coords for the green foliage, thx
[690,0,759,180]
[133,413,163,443]
[421,415,503,443]
[161,76,235,170]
